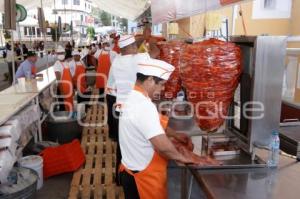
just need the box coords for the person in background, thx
[65,41,73,52]
[5,43,15,84]
[110,32,121,54]
[94,43,102,59]
[39,41,44,51]
[15,51,38,79]
[95,39,117,101]
[136,24,162,58]
[53,46,75,111]
[96,42,102,50]
[106,35,149,185]
[80,46,89,61]
[22,44,29,59]
[91,42,97,52]
[71,50,90,104]
[86,44,97,68]
[15,43,22,60]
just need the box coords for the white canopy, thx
[0,0,53,13]
[151,0,246,24]
[93,0,150,21]
[1,0,245,24]
[0,0,150,21]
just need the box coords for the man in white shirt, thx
[5,43,16,84]
[119,58,197,199]
[53,46,75,79]
[53,45,75,111]
[106,35,151,185]
[94,40,117,100]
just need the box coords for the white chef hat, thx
[137,58,175,80]
[72,50,80,56]
[119,35,135,48]
[56,45,65,53]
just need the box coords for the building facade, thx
[1,0,94,44]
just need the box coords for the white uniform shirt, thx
[5,50,14,62]
[110,53,150,105]
[53,60,75,77]
[106,67,117,96]
[94,49,117,62]
[119,90,165,171]
[93,49,102,59]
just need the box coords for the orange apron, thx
[112,38,121,54]
[31,65,37,76]
[59,63,74,111]
[73,62,87,94]
[119,85,169,199]
[96,51,111,89]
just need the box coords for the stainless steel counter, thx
[168,117,300,199]
[188,151,300,199]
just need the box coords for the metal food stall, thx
[167,36,290,199]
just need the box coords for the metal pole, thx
[17,22,24,60]
[41,0,49,77]
[0,30,3,48]
[10,30,16,85]
[54,0,58,48]
[64,1,66,42]
[70,1,73,42]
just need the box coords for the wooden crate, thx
[69,185,124,199]
[68,90,122,199]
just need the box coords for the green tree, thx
[4,30,11,39]
[87,26,95,39]
[100,11,111,26]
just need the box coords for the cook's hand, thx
[173,133,194,151]
[178,147,221,166]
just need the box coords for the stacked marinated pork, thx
[158,39,242,132]
[157,41,184,100]
[180,39,242,132]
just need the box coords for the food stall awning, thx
[0,0,53,13]
[151,0,246,24]
[92,0,150,21]
[1,0,150,21]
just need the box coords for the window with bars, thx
[24,27,37,36]
[32,27,36,35]
[37,28,41,37]
[73,0,80,5]
[24,27,28,35]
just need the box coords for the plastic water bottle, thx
[176,90,185,101]
[267,131,280,167]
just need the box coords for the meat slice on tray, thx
[170,137,220,166]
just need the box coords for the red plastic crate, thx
[40,139,85,179]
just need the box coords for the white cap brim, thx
[119,35,136,48]
[137,59,175,80]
